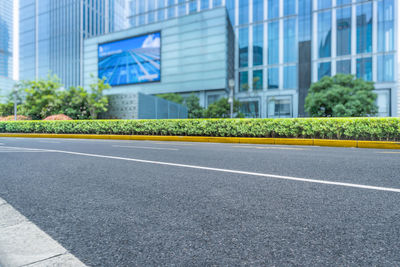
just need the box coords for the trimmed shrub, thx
[0,118,399,141]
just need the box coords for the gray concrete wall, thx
[83,7,230,96]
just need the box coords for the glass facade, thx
[0,0,13,79]
[122,0,400,117]
[20,0,126,88]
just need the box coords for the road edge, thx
[0,197,87,267]
[0,133,399,150]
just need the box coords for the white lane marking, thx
[4,146,400,193]
[0,197,86,267]
[232,145,306,150]
[38,141,61,144]
[112,145,179,151]
[153,142,193,146]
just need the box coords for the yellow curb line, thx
[0,133,399,150]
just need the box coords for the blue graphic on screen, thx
[98,32,161,86]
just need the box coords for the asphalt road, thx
[0,138,399,266]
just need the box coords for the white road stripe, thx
[232,145,306,150]
[0,197,86,267]
[4,145,400,194]
[112,145,179,151]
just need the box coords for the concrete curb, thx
[0,133,399,150]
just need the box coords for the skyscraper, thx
[19,0,127,88]
[0,0,14,99]
[124,0,398,118]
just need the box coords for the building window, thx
[284,18,297,63]
[240,101,260,118]
[157,0,165,21]
[267,97,292,118]
[239,71,249,92]
[178,0,186,15]
[357,3,372,54]
[239,27,249,68]
[318,0,331,9]
[377,54,394,82]
[318,11,331,58]
[268,67,279,89]
[337,0,351,6]
[336,60,351,75]
[168,0,175,18]
[375,89,391,117]
[318,62,331,80]
[268,0,279,19]
[253,24,263,66]
[200,0,209,10]
[213,0,223,7]
[227,0,235,25]
[253,70,263,90]
[284,66,297,89]
[239,0,249,25]
[378,0,394,52]
[337,7,351,56]
[268,21,279,64]
[253,0,263,22]
[356,57,372,81]
[207,94,222,106]
[284,0,296,16]
[189,1,197,13]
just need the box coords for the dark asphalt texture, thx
[0,138,399,266]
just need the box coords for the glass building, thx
[125,0,398,118]
[19,0,127,88]
[0,0,14,99]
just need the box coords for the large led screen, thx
[98,32,161,86]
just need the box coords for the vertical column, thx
[332,4,337,76]
[372,0,378,82]
[351,2,356,75]
[279,0,283,90]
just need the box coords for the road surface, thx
[0,137,399,266]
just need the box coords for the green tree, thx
[203,97,241,118]
[87,77,110,119]
[305,74,378,117]
[156,93,184,104]
[0,102,14,116]
[185,94,204,118]
[59,86,90,119]
[20,75,62,120]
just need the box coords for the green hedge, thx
[0,118,399,141]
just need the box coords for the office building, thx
[19,0,127,88]
[0,0,14,100]
[85,0,399,118]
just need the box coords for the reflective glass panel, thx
[337,7,351,56]
[284,66,297,89]
[377,54,394,82]
[318,62,331,80]
[253,24,263,66]
[357,3,372,54]
[336,60,351,74]
[378,0,394,52]
[239,27,249,68]
[268,21,279,64]
[268,67,279,89]
[318,11,331,58]
[356,57,372,81]
[239,0,249,25]
[239,71,249,92]
[284,18,297,63]
[268,0,279,19]
[253,0,263,22]
[253,69,263,90]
